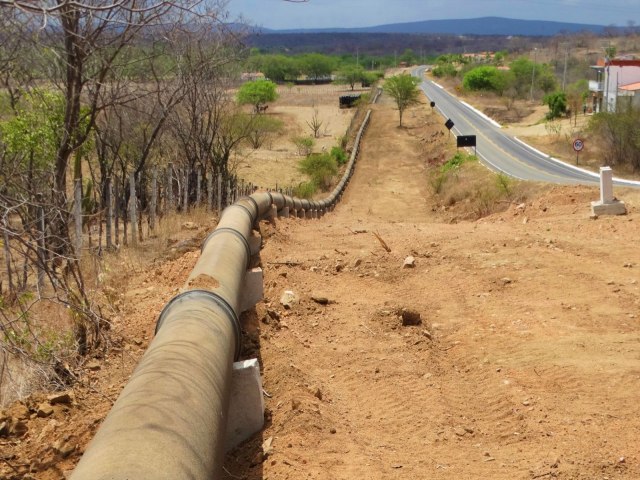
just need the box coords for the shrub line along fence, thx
[71,107,374,480]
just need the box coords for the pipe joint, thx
[155,289,242,361]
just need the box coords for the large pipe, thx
[71,110,372,480]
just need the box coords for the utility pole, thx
[562,45,568,91]
[530,47,537,102]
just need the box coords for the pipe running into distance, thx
[71,110,372,479]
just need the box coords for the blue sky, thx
[227,0,639,29]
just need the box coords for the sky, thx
[226,0,640,30]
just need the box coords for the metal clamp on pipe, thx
[155,289,243,361]
[201,227,252,264]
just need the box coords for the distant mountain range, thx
[256,16,614,37]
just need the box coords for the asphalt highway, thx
[414,67,640,189]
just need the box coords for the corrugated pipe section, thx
[71,109,372,480]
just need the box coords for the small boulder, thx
[7,402,29,420]
[310,293,330,305]
[262,436,274,457]
[48,391,74,406]
[403,256,416,268]
[53,440,75,458]
[37,403,54,418]
[280,291,298,309]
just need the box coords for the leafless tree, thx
[0,2,238,376]
[0,1,232,255]
[168,31,254,206]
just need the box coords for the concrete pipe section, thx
[71,110,372,480]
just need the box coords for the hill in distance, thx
[261,16,610,37]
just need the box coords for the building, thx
[589,58,640,112]
[618,81,640,110]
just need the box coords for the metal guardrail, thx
[71,109,373,480]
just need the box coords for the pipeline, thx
[71,109,372,480]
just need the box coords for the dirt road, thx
[223,97,640,479]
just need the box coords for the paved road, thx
[414,67,640,188]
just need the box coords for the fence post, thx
[106,177,113,250]
[115,180,122,247]
[207,172,213,211]
[217,174,222,214]
[196,168,202,207]
[129,173,138,247]
[36,197,46,292]
[74,179,82,259]
[167,163,174,213]
[2,217,13,296]
[150,167,157,232]
[183,168,189,213]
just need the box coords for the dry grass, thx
[431,161,546,221]
[1,351,55,408]
[0,207,218,407]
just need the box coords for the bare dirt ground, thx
[221,95,640,480]
[234,84,363,190]
[2,87,640,480]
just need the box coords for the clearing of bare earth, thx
[234,84,363,190]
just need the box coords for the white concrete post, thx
[600,166,614,204]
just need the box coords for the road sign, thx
[457,135,476,148]
[573,138,584,165]
[444,119,454,130]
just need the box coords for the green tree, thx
[299,152,338,190]
[335,65,366,90]
[384,73,421,127]
[253,54,299,83]
[432,63,457,78]
[510,57,535,97]
[237,79,279,113]
[510,57,557,98]
[543,91,567,119]
[299,53,336,82]
[0,90,65,168]
[399,48,417,65]
[463,66,512,95]
[589,106,640,170]
[494,51,507,66]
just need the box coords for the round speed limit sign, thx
[573,138,584,152]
